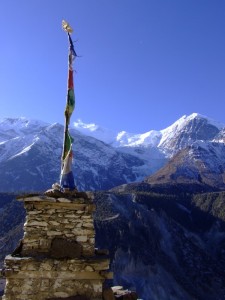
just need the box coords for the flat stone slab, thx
[17,191,94,204]
[4,255,111,274]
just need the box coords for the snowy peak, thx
[0,117,49,130]
[74,113,225,151]
[161,113,224,133]
[0,117,49,142]
[74,119,117,145]
[160,113,223,142]
[158,113,224,155]
[74,120,162,147]
[116,130,162,147]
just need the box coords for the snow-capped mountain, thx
[0,113,224,192]
[74,119,118,145]
[0,118,144,192]
[0,117,48,143]
[158,113,224,155]
[73,113,225,189]
[74,113,224,151]
[74,119,163,148]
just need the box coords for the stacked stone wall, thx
[3,255,110,300]
[21,196,95,257]
[2,193,112,300]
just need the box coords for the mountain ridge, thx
[0,113,225,192]
[74,113,225,149]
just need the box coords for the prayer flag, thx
[60,21,77,191]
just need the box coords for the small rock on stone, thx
[103,288,115,300]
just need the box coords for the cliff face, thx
[94,190,225,300]
[1,190,225,300]
[0,194,25,267]
[145,141,225,190]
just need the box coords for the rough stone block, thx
[82,223,93,229]
[47,231,62,236]
[76,236,88,243]
[50,238,82,259]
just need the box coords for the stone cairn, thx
[1,190,112,300]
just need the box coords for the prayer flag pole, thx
[60,20,77,191]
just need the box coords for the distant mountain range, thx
[0,113,224,192]
[74,113,224,149]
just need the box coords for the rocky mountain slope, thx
[0,194,25,267]
[0,118,144,192]
[146,141,225,189]
[95,190,225,300]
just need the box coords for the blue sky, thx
[0,0,225,133]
